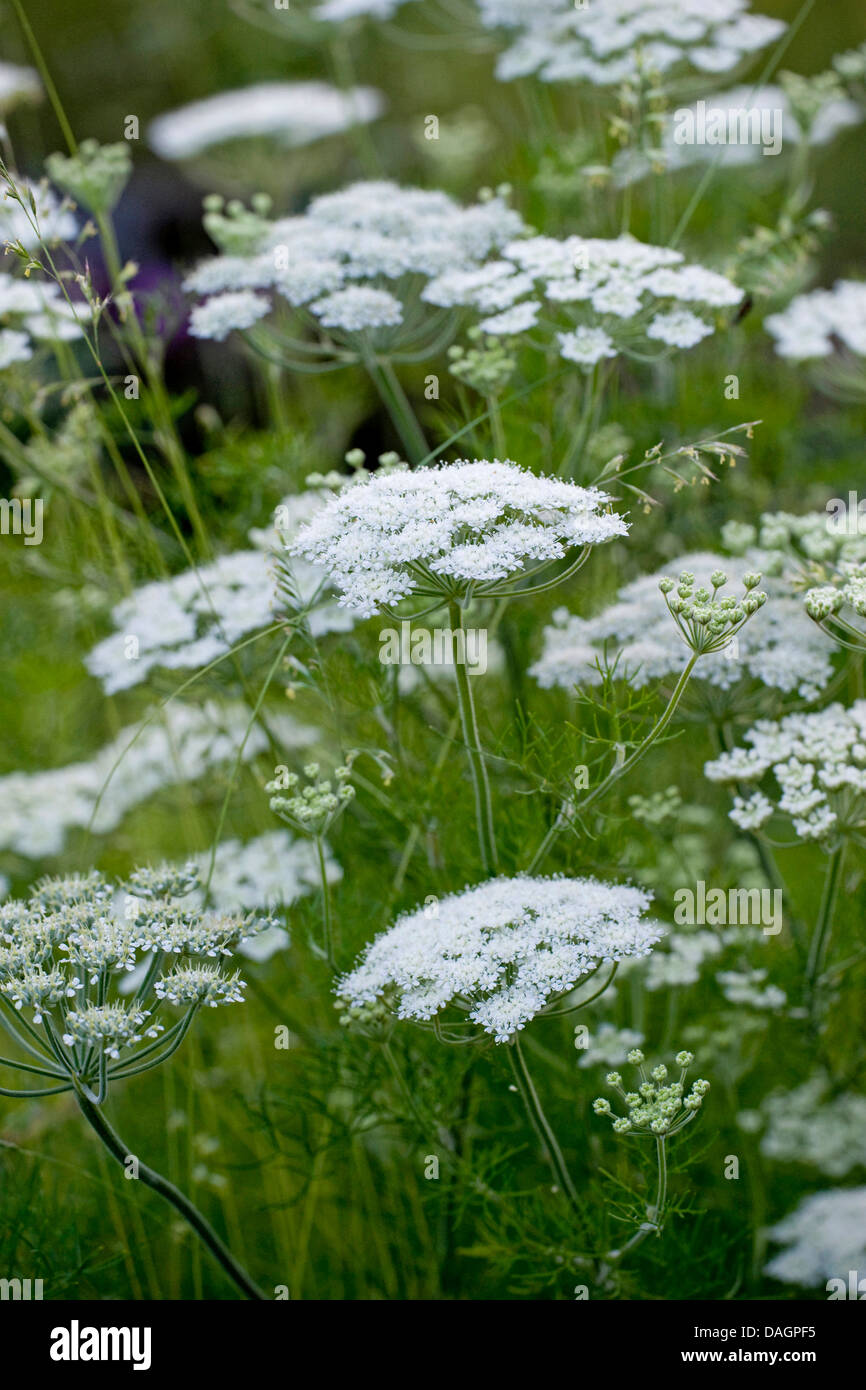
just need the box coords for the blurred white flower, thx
[148,81,384,159]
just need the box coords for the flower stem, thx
[806,842,846,998]
[508,1034,579,1209]
[315,834,336,970]
[362,350,429,465]
[448,600,498,873]
[75,1089,267,1300]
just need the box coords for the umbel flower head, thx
[532,552,832,701]
[313,0,785,90]
[84,496,354,696]
[266,759,357,838]
[184,179,525,355]
[593,1049,709,1136]
[335,875,663,1043]
[704,700,866,842]
[291,459,628,617]
[147,81,384,160]
[423,232,743,367]
[0,866,270,1104]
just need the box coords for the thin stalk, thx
[315,835,336,970]
[486,393,507,458]
[362,350,429,465]
[75,1089,266,1300]
[508,1034,579,1209]
[805,842,846,996]
[600,1137,667,1282]
[448,600,497,873]
[558,368,597,478]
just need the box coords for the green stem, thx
[448,600,498,873]
[75,1089,266,1300]
[486,393,507,458]
[650,1136,667,1226]
[805,842,846,996]
[363,351,429,465]
[508,1034,579,1209]
[315,835,336,970]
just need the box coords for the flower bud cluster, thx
[593,1048,709,1136]
[658,568,767,656]
[266,759,357,837]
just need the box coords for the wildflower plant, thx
[592,1049,708,1275]
[266,759,357,966]
[292,457,626,869]
[0,867,269,1298]
[337,874,662,1203]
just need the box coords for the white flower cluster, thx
[479,0,786,87]
[531,552,834,700]
[766,280,866,360]
[291,459,628,617]
[0,869,266,1074]
[0,271,84,370]
[148,82,384,160]
[765,1188,866,1287]
[313,0,785,89]
[335,875,662,1042]
[0,701,316,858]
[704,701,866,842]
[755,1075,866,1177]
[424,235,742,364]
[85,490,354,694]
[185,180,525,342]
